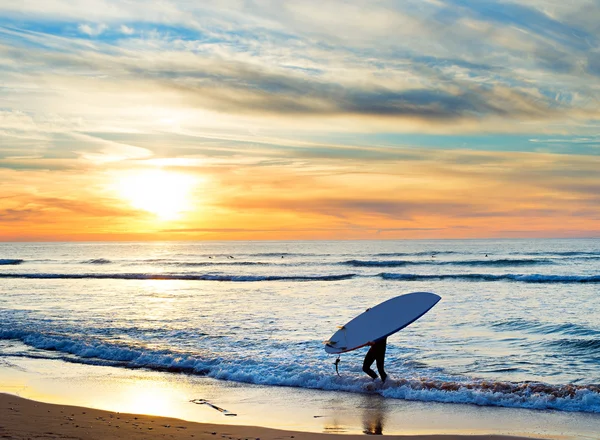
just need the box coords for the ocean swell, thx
[343,258,552,267]
[490,319,600,337]
[82,258,112,264]
[380,273,600,283]
[375,251,458,257]
[547,338,600,355]
[0,272,355,282]
[2,271,599,284]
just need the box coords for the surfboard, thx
[324,292,441,354]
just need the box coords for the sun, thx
[118,169,196,220]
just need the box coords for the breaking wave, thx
[1,329,598,413]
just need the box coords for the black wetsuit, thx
[362,337,387,382]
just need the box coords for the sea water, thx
[1,239,599,414]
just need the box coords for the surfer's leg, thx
[375,342,387,383]
[362,346,378,380]
[375,354,387,383]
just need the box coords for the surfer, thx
[363,337,387,383]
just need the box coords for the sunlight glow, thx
[118,169,196,220]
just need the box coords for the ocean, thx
[1,239,599,414]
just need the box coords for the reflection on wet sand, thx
[321,394,389,435]
[361,395,388,435]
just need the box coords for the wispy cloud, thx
[2,2,600,132]
[119,25,134,35]
[1,1,600,239]
[78,23,107,36]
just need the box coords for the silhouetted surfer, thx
[363,337,387,383]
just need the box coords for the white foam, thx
[1,329,599,414]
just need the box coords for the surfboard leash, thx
[334,355,341,376]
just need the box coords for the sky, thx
[1,0,599,241]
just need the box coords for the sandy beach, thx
[1,393,543,440]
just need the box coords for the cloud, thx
[162,227,359,233]
[0,31,574,130]
[0,207,37,222]
[1,1,600,240]
[160,226,445,235]
[72,133,153,164]
[0,158,75,171]
[223,197,476,221]
[2,0,600,140]
[33,197,136,216]
[120,25,134,35]
[78,23,107,36]
[0,196,138,226]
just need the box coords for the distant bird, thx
[209,256,213,259]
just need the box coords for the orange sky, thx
[2,147,599,241]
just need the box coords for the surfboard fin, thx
[336,325,346,329]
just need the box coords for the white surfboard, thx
[324,292,441,354]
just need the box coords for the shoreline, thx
[0,393,542,440]
[1,354,599,439]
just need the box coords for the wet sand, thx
[0,393,542,440]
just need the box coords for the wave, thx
[438,258,554,267]
[490,319,600,337]
[0,272,355,282]
[381,378,600,412]
[380,273,600,283]
[0,259,23,265]
[511,251,600,257]
[2,271,599,284]
[82,258,112,264]
[80,259,270,266]
[343,258,552,267]
[344,259,413,267]
[547,338,600,355]
[1,329,599,413]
